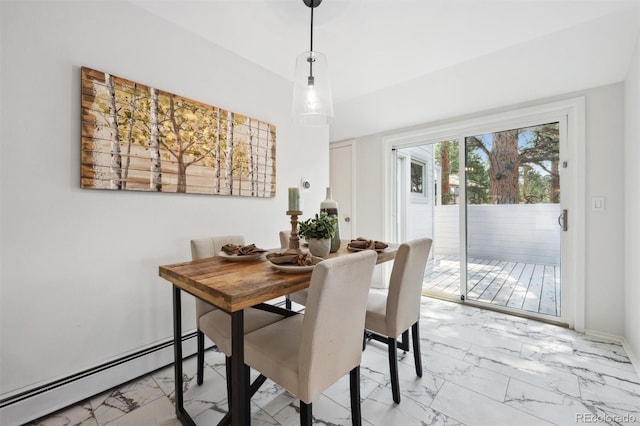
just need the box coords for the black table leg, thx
[173,286,196,425]
[230,310,249,425]
[172,289,249,425]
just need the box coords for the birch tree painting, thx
[81,67,276,197]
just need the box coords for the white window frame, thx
[410,158,427,197]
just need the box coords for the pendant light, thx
[292,0,334,126]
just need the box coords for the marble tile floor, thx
[30,297,640,426]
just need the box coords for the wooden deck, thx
[423,255,561,317]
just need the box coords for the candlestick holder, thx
[286,210,305,253]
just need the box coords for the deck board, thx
[521,264,545,312]
[423,256,561,317]
[538,265,558,316]
[492,262,525,306]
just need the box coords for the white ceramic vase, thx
[307,238,331,258]
[320,187,341,253]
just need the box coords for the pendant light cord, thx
[308,4,315,81]
[310,5,314,52]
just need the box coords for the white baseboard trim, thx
[584,329,640,378]
[0,332,202,426]
[583,328,625,343]
[622,338,640,379]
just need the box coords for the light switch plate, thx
[592,196,605,211]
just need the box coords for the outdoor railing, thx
[432,204,561,266]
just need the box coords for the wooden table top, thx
[159,240,398,312]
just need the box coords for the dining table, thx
[158,239,399,426]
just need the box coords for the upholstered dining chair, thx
[363,238,432,404]
[243,250,377,426]
[190,236,284,387]
[279,230,309,310]
[278,229,290,250]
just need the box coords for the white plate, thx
[268,262,316,273]
[218,251,265,262]
[346,245,386,253]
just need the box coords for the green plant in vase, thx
[298,212,338,258]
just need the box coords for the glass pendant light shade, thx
[292,51,334,126]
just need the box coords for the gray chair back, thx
[279,230,290,249]
[386,238,432,337]
[298,250,377,402]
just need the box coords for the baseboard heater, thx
[0,332,201,426]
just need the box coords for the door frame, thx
[329,140,357,239]
[382,97,586,330]
[394,150,408,242]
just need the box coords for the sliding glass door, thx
[463,122,562,317]
[395,141,461,301]
[392,117,568,321]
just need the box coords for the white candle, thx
[288,187,299,211]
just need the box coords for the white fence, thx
[431,204,561,266]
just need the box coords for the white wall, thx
[406,202,432,242]
[624,29,640,368]
[337,83,626,337]
[0,0,328,408]
[584,83,626,336]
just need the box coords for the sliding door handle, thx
[557,209,568,231]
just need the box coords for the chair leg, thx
[412,321,422,377]
[387,336,401,403]
[300,401,312,426]
[196,330,205,385]
[286,296,292,310]
[349,366,362,426]
[400,329,410,352]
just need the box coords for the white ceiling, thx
[130,0,639,138]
